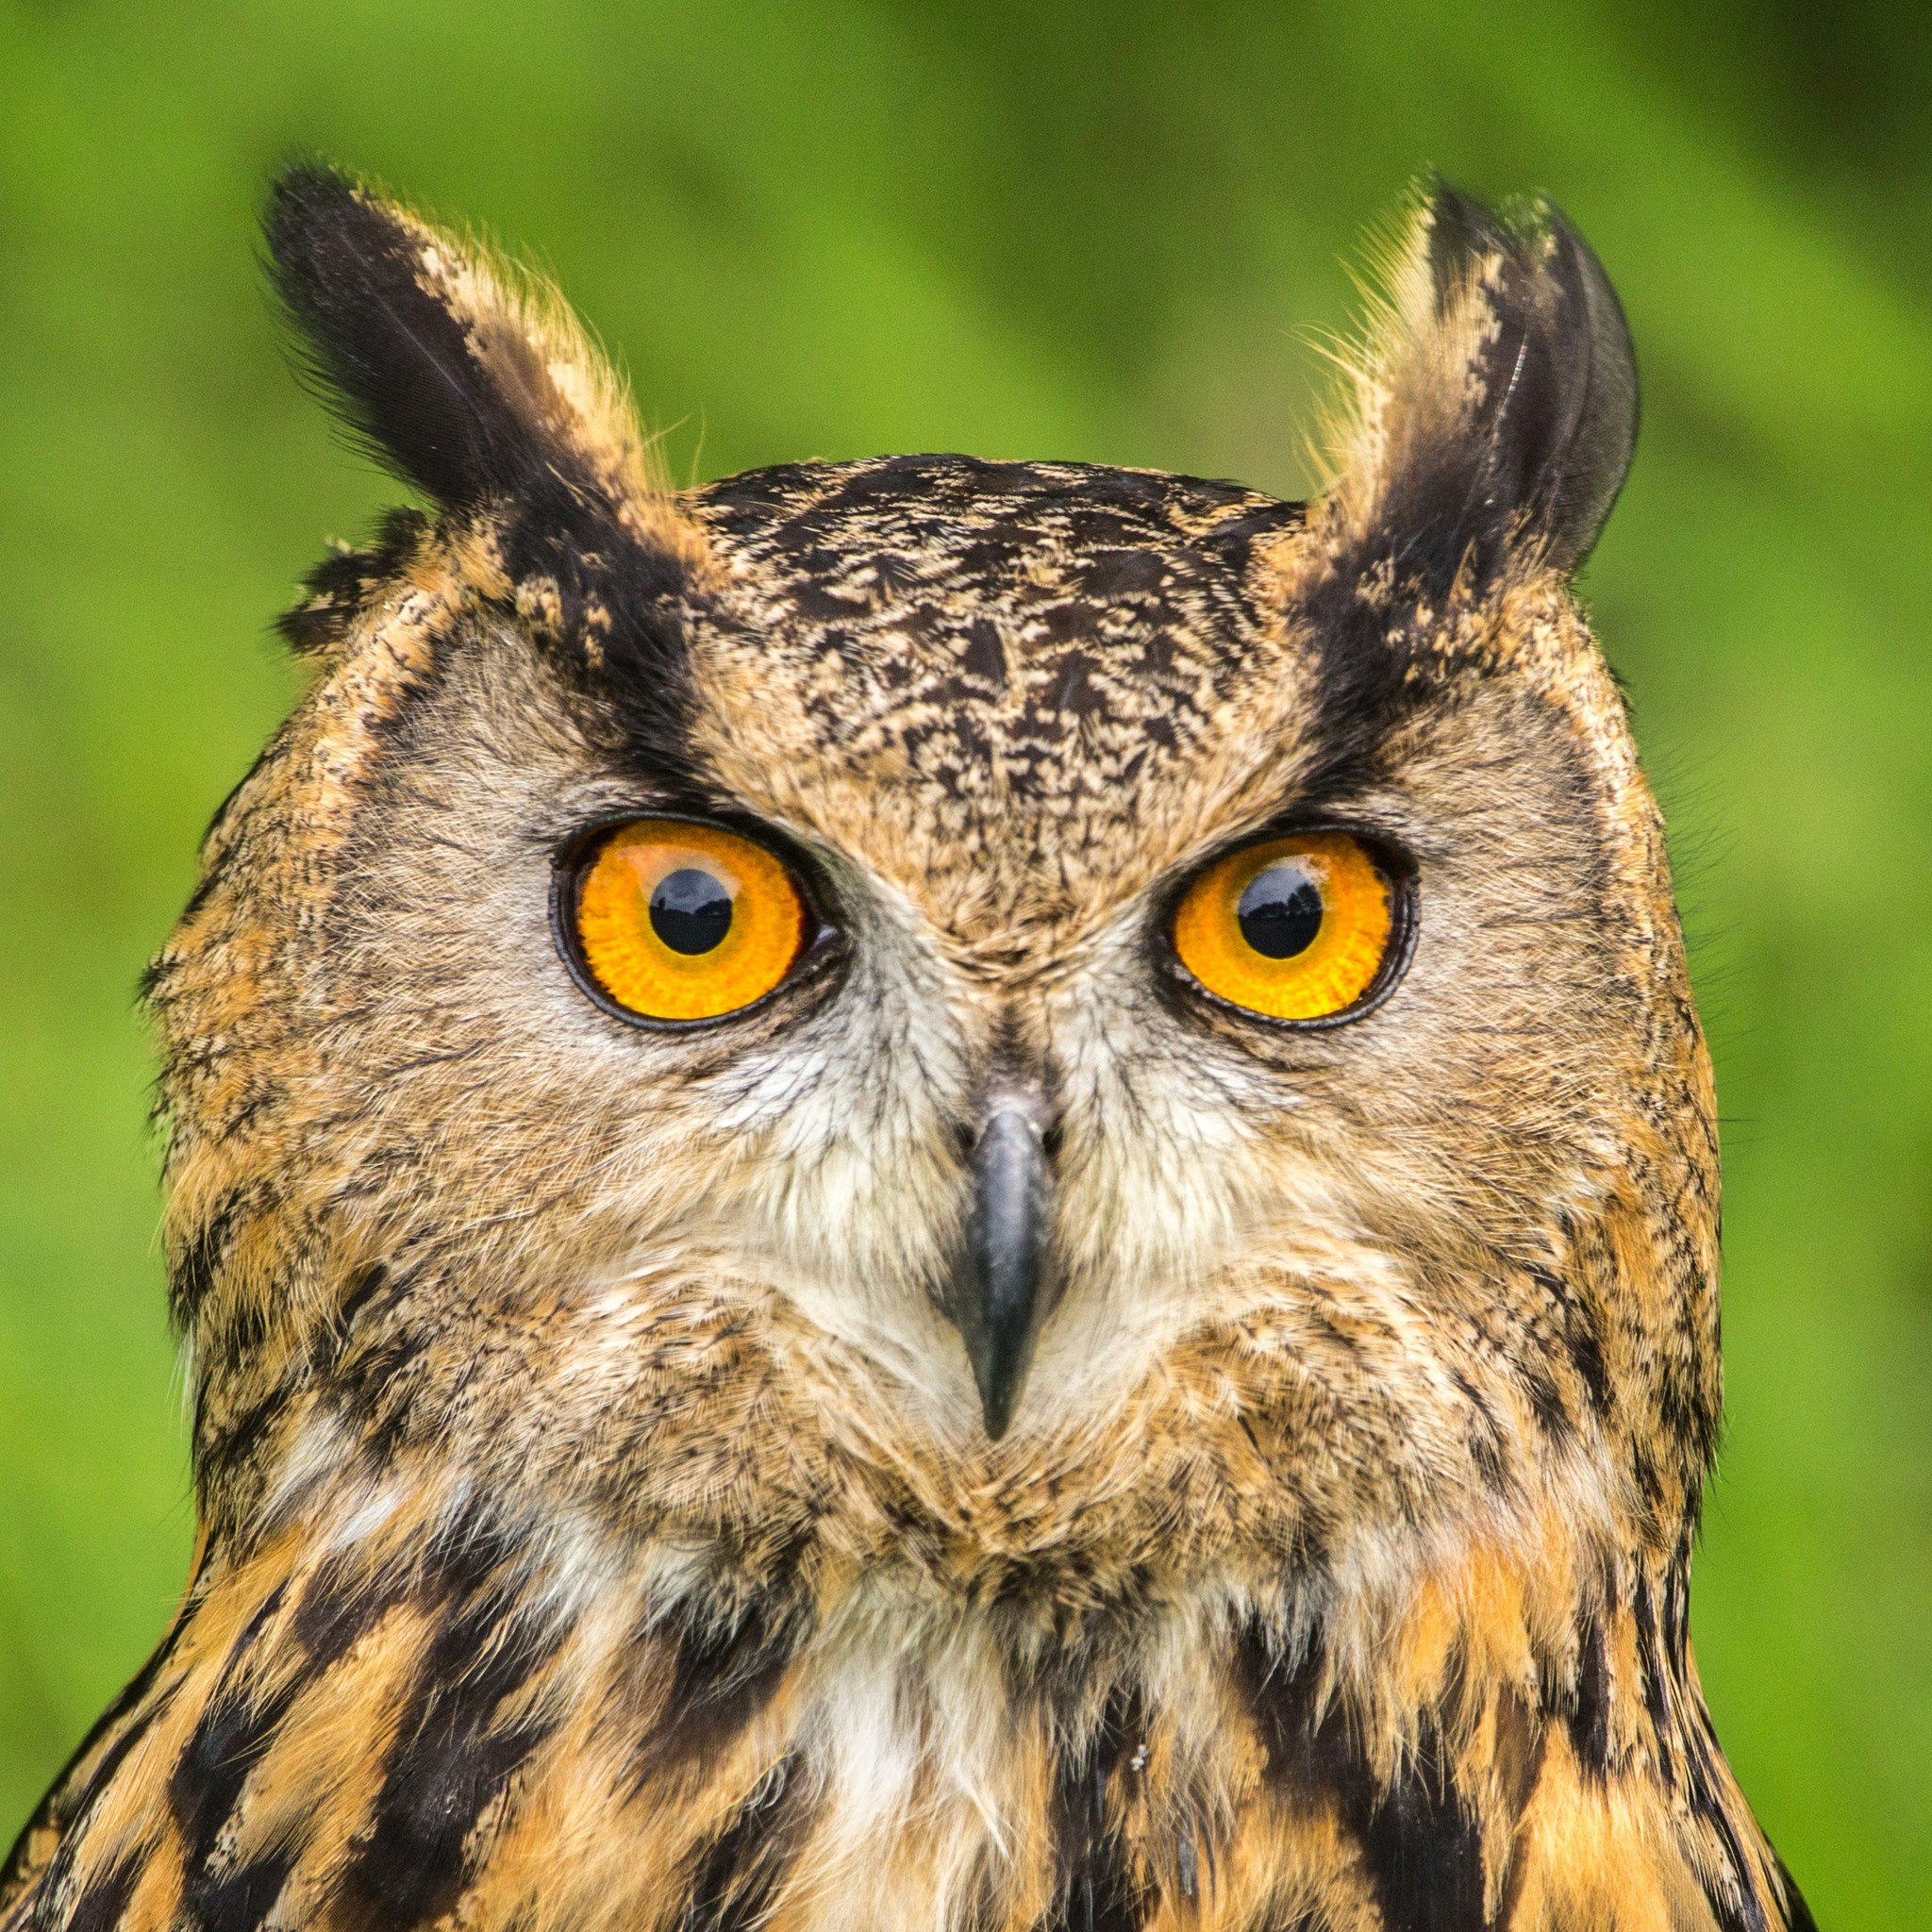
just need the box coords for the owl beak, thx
[947,1089,1059,1440]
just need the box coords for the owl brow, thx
[541,580,711,811]
[1232,735,1414,840]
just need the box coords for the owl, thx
[0,163,1815,1932]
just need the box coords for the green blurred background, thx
[2,0,1928,1918]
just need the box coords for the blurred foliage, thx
[2,0,1929,1918]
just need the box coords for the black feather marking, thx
[1567,1609,1613,1781]
[1521,1358,1571,1440]
[169,1195,242,1325]
[168,1584,293,1864]
[288,1548,409,1674]
[1046,1684,1154,1932]
[196,1391,282,1495]
[1238,1620,1488,1932]
[1357,1740,1488,1932]
[496,475,698,778]
[1771,1851,1820,1932]
[1413,180,1639,583]
[627,1587,813,1793]
[1529,1261,1612,1419]
[265,164,540,513]
[57,1855,141,1932]
[677,1753,816,1932]
[333,1541,565,1932]
[1238,1622,1380,1845]
[275,508,429,655]
[326,1268,435,1473]
[1629,1574,1676,1790]
[1291,567,1426,799]
[1679,1695,1776,1932]
[170,1705,297,1888]
[181,1850,294,1932]
[328,1263,391,1346]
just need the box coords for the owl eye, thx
[1171,831,1400,1023]
[565,820,810,1023]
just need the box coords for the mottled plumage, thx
[2,165,1815,1932]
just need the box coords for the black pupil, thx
[1237,861,1324,959]
[649,866,734,955]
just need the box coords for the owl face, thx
[155,171,1712,1603]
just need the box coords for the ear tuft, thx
[264,162,657,518]
[1317,178,1639,589]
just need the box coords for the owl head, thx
[150,165,1707,1621]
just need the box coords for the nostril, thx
[952,1117,976,1160]
[1041,1122,1064,1164]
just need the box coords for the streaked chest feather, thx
[3,1496,1803,1932]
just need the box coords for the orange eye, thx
[1172,831,1397,1022]
[570,820,809,1023]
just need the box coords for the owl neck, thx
[20,1477,1811,1932]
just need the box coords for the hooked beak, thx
[945,1088,1059,1439]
